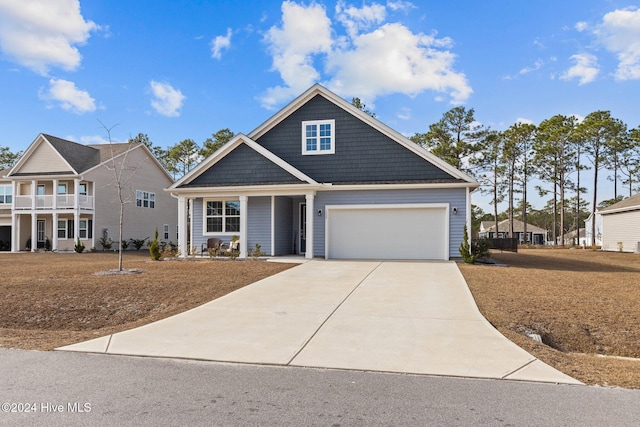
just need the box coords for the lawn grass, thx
[0,251,295,350]
[459,248,640,389]
[2,249,639,389]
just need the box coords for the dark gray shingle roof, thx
[42,134,101,173]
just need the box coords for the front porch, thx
[11,212,95,252]
[176,191,318,260]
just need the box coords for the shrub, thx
[148,228,161,261]
[130,237,148,251]
[459,226,491,264]
[74,238,85,253]
[98,237,113,251]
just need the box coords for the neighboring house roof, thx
[599,193,640,215]
[480,219,548,234]
[7,134,172,182]
[563,228,586,239]
[171,84,479,190]
[43,134,101,173]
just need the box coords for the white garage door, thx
[326,204,449,260]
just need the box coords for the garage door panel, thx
[327,205,447,260]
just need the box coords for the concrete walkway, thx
[58,261,580,384]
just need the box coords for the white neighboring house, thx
[598,193,640,253]
[584,208,603,247]
[1,134,177,252]
[478,219,549,245]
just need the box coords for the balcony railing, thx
[14,195,94,210]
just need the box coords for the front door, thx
[299,202,306,254]
[37,219,46,249]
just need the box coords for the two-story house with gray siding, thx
[168,84,479,260]
[2,134,177,252]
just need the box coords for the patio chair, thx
[201,238,223,257]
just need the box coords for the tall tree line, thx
[413,107,639,246]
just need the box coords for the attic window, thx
[302,120,335,155]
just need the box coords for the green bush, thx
[130,237,148,251]
[148,228,161,261]
[74,238,85,253]
[459,226,491,264]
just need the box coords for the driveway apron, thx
[58,261,580,384]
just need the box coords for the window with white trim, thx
[302,120,335,155]
[0,185,12,204]
[136,190,155,208]
[163,224,169,240]
[204,200,240,233]
[79,220,88,239]
[57,220,67,239]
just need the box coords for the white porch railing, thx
[14,195,94,210]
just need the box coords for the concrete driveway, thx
[58,261,580,384]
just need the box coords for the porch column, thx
[11,213,18,252]
[52,179,58,209]
[270,196,275,256]
[31,179,36,210]
[31,213,37,252]
[74,211,80,248]
[177,196,188,258]
[239,195,248,259]
[305,192,314,259]
[91,213,95,250]
[52,212,58,251]
[466,187,472,252]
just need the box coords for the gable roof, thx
[43,134,101,173]
[599,193,640,214]
[170,134,318,189]
[7,134,173,182]
[248,84,477,185]
[172,84,479,191]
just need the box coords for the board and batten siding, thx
[602,211,640,252]
[313,187,467,259]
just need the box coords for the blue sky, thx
[1,0,639,212]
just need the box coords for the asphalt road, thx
[0,348,638,426]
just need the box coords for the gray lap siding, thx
[191,187,465,258]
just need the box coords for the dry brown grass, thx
[2,249,639,389]
[459,248,640,389]
[0,252,295,350]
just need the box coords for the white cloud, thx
[149,80,186,117]
[519,59,544,75]
[211,28,232,59]
[397,106,411,120]
[336,0,386,39]
[593,7,640,80]
[261,1,333,108]
[261,1,471,109]
[326,23,470,104]
[516,117,534,125]
[78,135,128,145]
[386,1,416,13]
[38,78,96,114]
[560,53,599,85]
[575,21,589,32]
[0,0,98,75]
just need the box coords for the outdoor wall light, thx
[452,207,458,215]
[317,209,323,216]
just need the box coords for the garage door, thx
[326,204,449,260]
